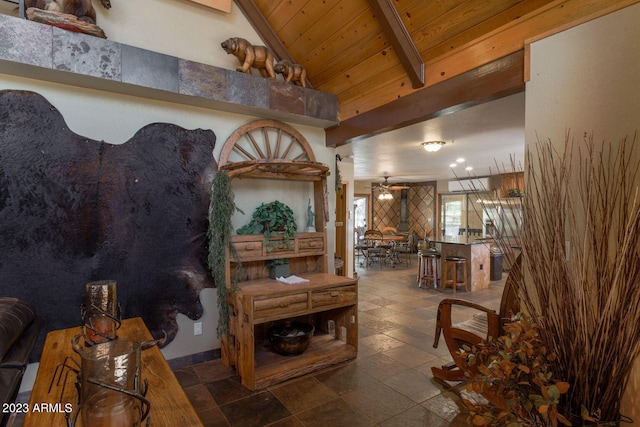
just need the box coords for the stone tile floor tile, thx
[168,260,505,426]
[9,258,505,427]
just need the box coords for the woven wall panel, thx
[409,184,436,239]
[372,194,399,230]
[372,182,436,238]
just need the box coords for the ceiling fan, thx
[371,176,410,192]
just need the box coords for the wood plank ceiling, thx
[237,0,638,146]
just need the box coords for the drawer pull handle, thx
[279,301,290,308]
[330,291,339,297]
[244,244,256,250]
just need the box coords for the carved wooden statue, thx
[274,60,307,88]
[221,37,276,79]
[25,0,111,25]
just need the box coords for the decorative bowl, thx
[268,321,314,356]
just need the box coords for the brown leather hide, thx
[0,90,217,359]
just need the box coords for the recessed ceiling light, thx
[449,163,457,168]
[465,166,473,171]
[456,158,465,163]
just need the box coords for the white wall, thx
[338,158,355,278]
[2,0,336,390]
[526,4,640,145]
[94,0,261,75]
[526,3,640,422]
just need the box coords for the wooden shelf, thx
[220,159,330,181]
[225,273,358,390]
[219,124,358,390]
[231,232,326,262]
[0,16,339,128]
[253,334,357,389]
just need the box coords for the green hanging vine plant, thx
[207,170,242,337]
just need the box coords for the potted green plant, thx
[265,258,290,279]
[237,200,297,251]
[507,188,524,197]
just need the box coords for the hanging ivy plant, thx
[207,170,242,337]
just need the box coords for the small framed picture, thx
[186,0,231,13]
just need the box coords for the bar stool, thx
[418,250,440,288]
[442,256,468,293]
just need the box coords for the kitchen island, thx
[434,238,491,291]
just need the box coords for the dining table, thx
[359,234,407,267]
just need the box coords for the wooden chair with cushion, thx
[381,226,397,235]
[431,254,522,382]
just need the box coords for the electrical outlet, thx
[194,322,202,336]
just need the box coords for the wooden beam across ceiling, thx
[325,50,525,148]
[368,0,424,89]
[336,0,640,121]
[234,0,314,88]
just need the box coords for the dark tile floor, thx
[6,256,504,427]
[172,256,506,427]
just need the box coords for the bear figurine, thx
[274,60,307,88]
[221,37,276,79]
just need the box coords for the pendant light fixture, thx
[378,190,393,200]
[421,141,445,152]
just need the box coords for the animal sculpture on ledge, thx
[274,60,307,88]
[221,37,276,79]
[25,0,111,25]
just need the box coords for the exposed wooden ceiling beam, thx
[368,0,424,88]
[234,0,314,89]
[325,50,525,147]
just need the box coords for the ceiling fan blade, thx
[389,185,410,190]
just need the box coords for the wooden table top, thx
[379,234,406,241]
[23,317,203,427]
[237,272,357,297]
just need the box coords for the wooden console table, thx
[225,272,358,390]
[23,317,202,427]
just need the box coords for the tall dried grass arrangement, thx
[521,133,640,422]
[459,157,524,272]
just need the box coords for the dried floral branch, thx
[521,133,640,422]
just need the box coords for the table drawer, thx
[254,293,308,318]
[235,241,263,260]
[312,285,356,308]
[298,237,324,253]
[267,240,296,256]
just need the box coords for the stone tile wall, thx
[0,14,339,127]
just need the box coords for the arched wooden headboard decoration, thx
[218,119,330,218]
[219,119,315,167]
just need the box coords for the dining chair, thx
[363,229,385,268]
[381,226,397,235]
[395,231,415,265]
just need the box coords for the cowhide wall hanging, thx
[0,90,217,360]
